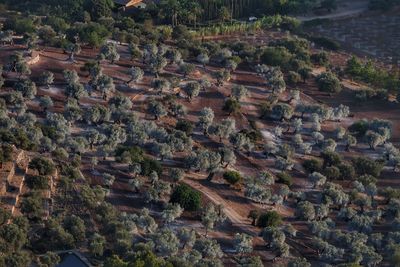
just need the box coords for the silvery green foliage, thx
[258,171,275,185]
[296,201,315,221]
[264,141,278,157]
[365,130,385,149]
[39,71,54,87]
[184,81,201,101]
[147,99,167,120]
[291,118,303,133]
[299,142,313,155]
[185,149,221,174]
[271,103,293,121]
[96,74,115,100]
[128,177,142,192]
[214,48,232,65]
[244,181,271,204]
[218,146,236,168]
[231,85,249,101]
[102,173,115,187]
[313,237,344,262]
[39,95,53,111]
[292,133,303,147]
[283,224,297,238]
[335,126,346,140]
[134,208,158,233]
[275,156,294,171]
[152,78,171,94]
[168,129,193,152]
[290,89,300,101]
[309,172,327,188]
[201,203,226,234]
[98,42,120,63]
[274,126,284,138]
[323,182,349,207]
[237,256,263,267]
[344,134,357,150]
[234,233,253,254]
[63,69,80,84]
[309,220,332,240]
[315,204,330,220]
[277,185,289,199]
[288,257,311,267]
[101,124,127,147]
[270,194,283,205]
[197,52,209,67]
[193,238,223,259]
[368,233,383,250]
[17,112,36,127]
[166,48,182,65]
[229,132,254,153]
[169,168,184,183]
[128,66,144,83]
[332,104,350,121]
[178,228,196,249]
[349,214,374,233]
[197,107,214,135]
[15,78,37,99]
[261,227,286,249]
[162,203,183,224]
[39,136,55,153]
[384,143,400,170]
[170,102,187,118]
[151,142,173,160]
[312,131,324,145]
[338,207,356,220]
[257,66,286,94]
[209,118,236,141]
[151,228,179,256]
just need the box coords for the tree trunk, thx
[207,172,215,181]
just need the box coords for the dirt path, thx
[183,174,280,261]
[297,0,369,21]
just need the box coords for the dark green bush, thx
[170,184,201,211]
[223,171,242,185]
[276,172,293,186]
[257,211,282,227]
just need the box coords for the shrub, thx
[324,166,340,180]
[29,157,55,175]
[170,184,201,211]
[287,71,301,85]
[141,157,162,176]
[348,119,369,137]
[115,146,144,163]
[223,171,242,186]
[261,47,292,69]
[175,120,193,135]
[257,211,282,227]
[26,175,49,190]
[276,172,293,186]
[352,157,384,177]
[309,36,340,51]
[303,159,323,173]
[222,98,241,115]
[316,72,342,94]
[321,151,342,168]
[337,163,356,180]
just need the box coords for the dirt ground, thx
[1,27,399,264]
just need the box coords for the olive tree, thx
[128,66,144,84]
[234,233,253,254]
[98,42,120,64]
[201,203,226,236]
[161,203,183,224]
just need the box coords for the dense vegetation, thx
[0,0,398,266]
